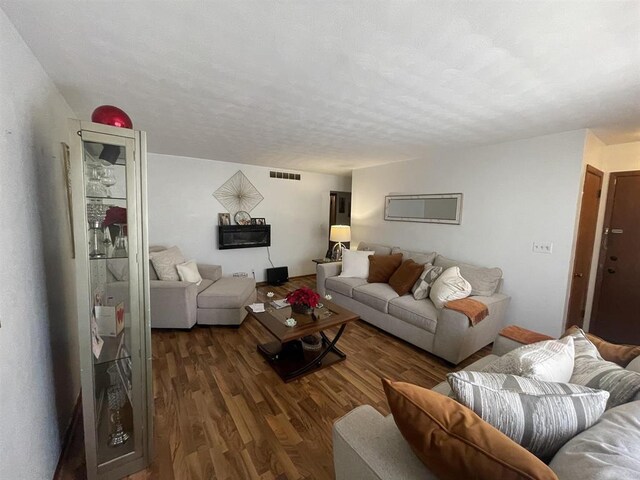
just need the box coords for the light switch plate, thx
[532,241,553,254]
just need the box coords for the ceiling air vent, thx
[269,171,301,181]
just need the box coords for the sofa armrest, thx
[316,262,342,296]
[149,280,198,329]
[433,293,511,364]
[333,405,436,480]
[198,264,222,282]
[491,325,554,356]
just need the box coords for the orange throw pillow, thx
[564,325,640,367]
[367,253,403,283]
[388,259,424,296]
[381,379,558,480]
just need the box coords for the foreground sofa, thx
[317,242,510,364]
[333,329,640,480]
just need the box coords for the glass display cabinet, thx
[68,119,152,479]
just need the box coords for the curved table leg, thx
[285,324,347,380]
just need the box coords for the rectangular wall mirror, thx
[384,193,463,224]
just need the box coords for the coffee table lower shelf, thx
[258,336,346,383]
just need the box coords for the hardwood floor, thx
[59,275,490,480]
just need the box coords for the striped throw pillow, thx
[411,264,443,300]
[566,327,640,408]
[447,371,609,460]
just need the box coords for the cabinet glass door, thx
[80,131,143,471]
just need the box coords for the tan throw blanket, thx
[500,325,554,345]
[444,298,489,326]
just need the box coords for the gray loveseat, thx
[316,242,511,364]
[333,331,640,480]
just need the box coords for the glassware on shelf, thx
[113,224,128,257]
[106,365,130,447]
[86,162,109,197]
[88,221,106,258]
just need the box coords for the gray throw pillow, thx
[448,371,609,460]
[566,328,640,408]
[149,246,185,281]
[411,264,444,300]
[434,255,502,296]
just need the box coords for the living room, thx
[2,1,640,480]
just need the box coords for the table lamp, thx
[330,225,351,261]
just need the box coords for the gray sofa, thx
[106,247,256,329]
[333,332,640,480]
[316,242,510,364]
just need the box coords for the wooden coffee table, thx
[245,299,359,382]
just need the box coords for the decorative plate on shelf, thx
[234,210,252,225]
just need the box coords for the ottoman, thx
[197,276,257,326]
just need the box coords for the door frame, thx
[565,164,603,330]
[589,169,640,335]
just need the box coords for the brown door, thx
[591,170,640,344]
[566,165,603,329]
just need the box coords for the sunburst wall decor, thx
[213,170,264,214]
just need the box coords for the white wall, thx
[0,9,79,479]
[582,139,640,329]
[351,130,588,337]
[147,154,350,281]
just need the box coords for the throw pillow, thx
[150,246,185,281]
[434,255,503,296]
[339,249,371,278]
[429,266,471,309]
[367,253,403,283]
[411,264,444,300]
[176,260,203,286]
[447,371,609,460]
[107,258,129,281]
[565,327,640,408]
[388,259,424,296]
[564,325,640,367]
[483,337,575,383]
[381,379,559,480]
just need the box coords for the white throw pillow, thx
[176,260,203,286]
[429,266,471,308]
[150,246,185,281]
[483,337,575,383]
[339,249,371,279]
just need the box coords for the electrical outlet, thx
[251,269,255,279]
[532,242,553,254]
[233,272,249,277]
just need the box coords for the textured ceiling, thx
[3,1,639,175]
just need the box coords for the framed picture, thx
[218,213,230,225]
[251,218,266,225]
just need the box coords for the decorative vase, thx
[291,303,313,315]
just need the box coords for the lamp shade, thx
[330,225,351,243]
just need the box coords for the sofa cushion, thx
[197,277,256,309]
[382,379,558,480]
[388,259,424,296]
[429,266,471,309]
[448,371,609,460]
[339,249,371,278]
[150,246,185,281]
[352,283,399,313]
[388,296,438,334]
[357,242,391,256]
[566,327,640,408]
[483,337,575,383]
[434,255,503,296]
[325,276,367,298]
[390,247,437,265]
[367,253,403,283]
[411,264,444,300]
[549,400,640,480]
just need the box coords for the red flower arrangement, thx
[103,206,127,227]
[286,287,321,308]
